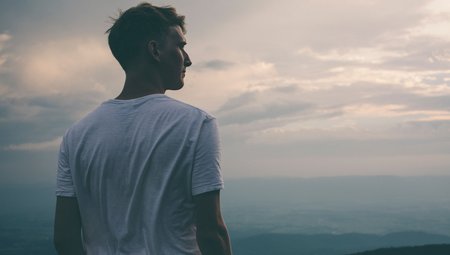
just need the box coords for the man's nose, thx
[184,52,192,67]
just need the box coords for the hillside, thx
[1,229,449,255]
[349,244,450,255]
[233,231,450,255]
[2,177,450,254]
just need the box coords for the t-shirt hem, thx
[192,183,224,196]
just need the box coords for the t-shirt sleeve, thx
[191,116,224,196]
[56,133,76,197]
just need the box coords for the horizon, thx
[3,176,450,240]
[2,173,450,186]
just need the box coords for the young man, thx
[53,3,232,255]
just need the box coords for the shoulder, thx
[161,96,216,121]
[62,103,106,140]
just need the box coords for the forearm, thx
[54,196,85,255]
[197,226,232,255]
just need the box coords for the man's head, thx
[106,3,191,90]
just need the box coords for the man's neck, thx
[115,71,165,100]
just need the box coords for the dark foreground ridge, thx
[233,231,450,255]
[348,244,450,255]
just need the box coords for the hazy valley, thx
[1,176,450,254]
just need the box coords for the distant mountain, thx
[233,231,450,255]
[2,176,450,254]
[2,230,448,255]
[223,176,450,210]
[222,176,450,236]
[348,244,450,255]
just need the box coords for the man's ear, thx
[147,40,160,61]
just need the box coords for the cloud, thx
[168,60,278,111]
[0,32,11,67]
[214,79,450,152]
[194,59,234,70]
[2,0,450,179]
[296,47,407,65]
[216,91,256,112]
[364,89,450,111]
[177,0,450,177]
[0,33,11,49]
[378,37,450,71]
[18,37,120,95]
[206,0,430,57]
[399,119,450,134]
[218,99,313,126]
[0,92,103,149]
[214,78,322,126]
[3,136,61,151]
[0,36,123,148]
[407,0,450,40]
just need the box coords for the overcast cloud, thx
[1,0,450,183]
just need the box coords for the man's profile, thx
[53,3,232,255]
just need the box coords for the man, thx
[53,3,232,255]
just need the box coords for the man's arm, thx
[54,196,85,255]
[194,190,232,255]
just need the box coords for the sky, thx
[1,0,450,184]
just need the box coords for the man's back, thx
[56,94,224,254]
[54,3,232,254]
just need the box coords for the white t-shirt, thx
[56,94,224,255]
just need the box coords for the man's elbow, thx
[196,223,232,255]
[197,225,228,241]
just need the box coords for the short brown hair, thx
[106,2,185,70]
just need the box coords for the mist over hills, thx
[1,176,450,254]
[234,231,450,255]
[349,244,450,255]
[223,175,450,210]
[221,176,450,237]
